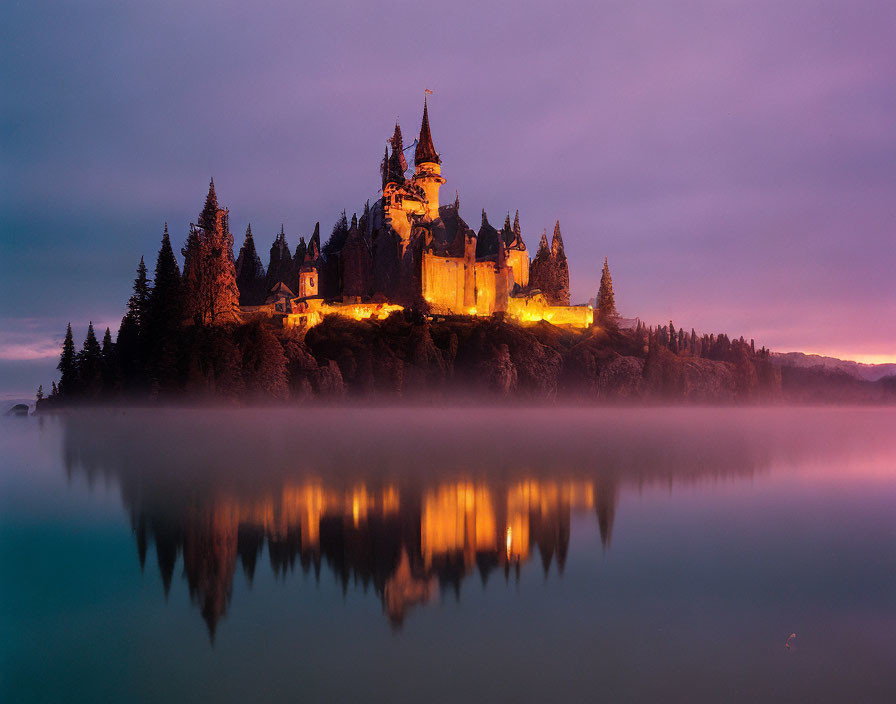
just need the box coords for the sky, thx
[1,0,894,398]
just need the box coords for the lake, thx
[2,407,895,703]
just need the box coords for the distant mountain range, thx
[771,352,896,382]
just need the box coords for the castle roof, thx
[414,97,440,166]
[476,210,501,259]
[428,204,473,257]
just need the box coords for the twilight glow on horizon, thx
[1,0,894,396]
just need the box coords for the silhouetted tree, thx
[100,326,120,393]
[235,224,265,305]
[36,385,43,402]
[117,257,153,390]
[147,224,183,391]
[77,322,103,397]
[58,323,77,396]
[596,257,618,328]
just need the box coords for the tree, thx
[550,221,570,305]
[77,322,103,397]
[36,385,44,402]
[58,323,77,396]
[265,225,293,295]
[596,257,619,328]
[117,257,153,390]
[235,319,288,400]
[128,257,151,330]
[149,223,182,330]
[100,326,120,393]
[235,223,265,305]
[182,181,240,326]
[147,224,184,390]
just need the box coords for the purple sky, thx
[1,0,894,397]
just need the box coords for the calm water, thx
[1,407,895,703]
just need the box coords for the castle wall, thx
[507,249,530,288]
[472,261,498,315]
[422,252,466,313]
[284,299,403,329]
[507,294,593,328]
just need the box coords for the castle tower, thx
[413,96,445,221]
[298,266,318,298]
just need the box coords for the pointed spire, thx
[350,212,358,229]
[381,146,390,189]
[481,208,488,226]
[414,95,440,166]
[390,122,404,153]
[513,211,521,239]
[385,121,407,185]
[305,222,321,262]
[551,220,565,258]
[454,190,460,210]
[538,229,550,255]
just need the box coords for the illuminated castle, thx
[238,97,593,328]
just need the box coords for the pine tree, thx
[51,381,58,397]
[324,210,349,255]
[128,257,151,330]
[550,221,570,305]
[198,177,219,233]
[117,257,153,390]
[77,322,103,397]
[36,385,44,402]
[235,224,265,305]
[182,181,240,326]
[100,326,120,394]
[57,323,77,396]
[265,225,293,294]
[596,257,619,328]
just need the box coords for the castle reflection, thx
[128,479,616,637]
[58,408,767,638]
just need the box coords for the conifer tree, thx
[236,224,265,305]
[150,224,182,318]
[596,257,619,328]
[265,225,293,294]
[182,181,240,326]
[77,322,103,397]
[57,323,77,396]
[128,257,151,330]
[51,381,58,397]
[550,221,570,305]
[198,177,219,233]
[324,210,349,255]
[100,326,120,393]
[117,257,153,389]
[36,384,44,402]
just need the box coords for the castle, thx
[234,97,593,328]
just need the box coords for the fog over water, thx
[2,407,895,703]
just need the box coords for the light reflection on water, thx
[2,407,895,703]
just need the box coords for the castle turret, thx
[413,96,445,220]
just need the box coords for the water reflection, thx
[54,407,798,638]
